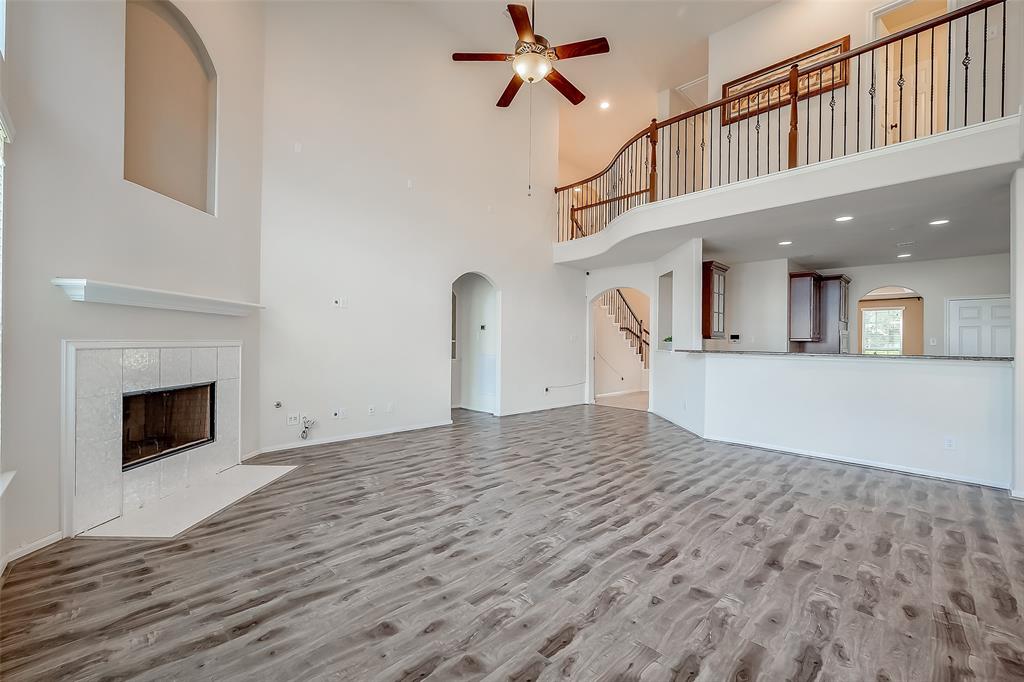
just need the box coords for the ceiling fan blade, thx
[452,52,512,62]
[507,4,535,42]
[497,74,524,107]
[545,68,585,105]
[554,37,610,60]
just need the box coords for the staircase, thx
[597,289,650,369]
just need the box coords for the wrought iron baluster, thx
[692,116,698,189]
[1001,0,1006,117]
[947,18,952,130]
[842,59,847,157]
[982,6,988,121]
[913,33,919,140]
[701,112,707,190]
[884,43,889,146]
[963,13,970,125]
[930,28,935,135]
[898,38,904,143]
[756,96,761,176]
[856,55,861,152]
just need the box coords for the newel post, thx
[648,118,658,203]
[787,64,799,169]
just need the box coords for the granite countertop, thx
[674,349,1013,362]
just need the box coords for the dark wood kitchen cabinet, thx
[789,271,822,342]
[702,261,729,339]
[802,274,850,353]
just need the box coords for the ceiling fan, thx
[452,3,610,107]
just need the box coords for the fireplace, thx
[122,382,216,470]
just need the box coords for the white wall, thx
[1,0,265,562]
[821,252,1010,354]
[702,352,1013,487]
[707,0,875,103]
[650,350,706,436]
[258,2,586,451]
[704,258,791,351]
[453,273,498,414]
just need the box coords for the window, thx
[124,0,216,212]
[862,307,904,355]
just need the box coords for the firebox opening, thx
[122,382,216,470]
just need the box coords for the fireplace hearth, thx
[122,382,215,470]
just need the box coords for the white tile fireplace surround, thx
[62,341,292,538]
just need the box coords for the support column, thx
[1013,168,1024,497]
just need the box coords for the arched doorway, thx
[591,287,650,411]
[451,273,499,415]
[857,286,923,355]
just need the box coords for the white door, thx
[947,297,1012,357]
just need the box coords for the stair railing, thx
[597,289,650,369]
[556,0,1011,242]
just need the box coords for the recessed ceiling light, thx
[599,101,610,110]
[896,241,915,247]
[897,253,912,258]
[778,241,793,246]
[929,219,950,225]
[834,215,854,222]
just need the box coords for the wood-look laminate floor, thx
[3,406,1024,681]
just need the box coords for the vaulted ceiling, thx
[428,1,774,184]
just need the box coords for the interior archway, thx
[591,287,650,411]
[451,272,499,415]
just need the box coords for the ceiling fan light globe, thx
[512,52,551,83]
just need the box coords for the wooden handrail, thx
[616,289,642,329]
[555,130,653,193]
[571,188,648,212]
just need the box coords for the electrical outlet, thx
[367,405,376,416]
[332,408,347,419]
[385,402,394,414]
[986,24,1001,40]
[287,413,299,426]
[943,436,956,450]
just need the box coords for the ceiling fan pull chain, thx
[528,86,533,197]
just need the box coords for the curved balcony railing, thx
[555,0,1013,242]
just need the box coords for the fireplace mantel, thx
[52,279,264,317]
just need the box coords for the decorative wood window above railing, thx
[555,0,1014,242]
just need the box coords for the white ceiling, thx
[424,1,774,182]
[702,166,1012,270]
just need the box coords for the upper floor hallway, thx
[553,0,1024,269]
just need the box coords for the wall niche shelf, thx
[51,279,264,317]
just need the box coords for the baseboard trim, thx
[244,419,454,459]
[1011,488,1024,500]
[703,432,1008,490]
[595,389,648,398]
[3,531,63,578]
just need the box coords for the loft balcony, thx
[553,0,1022,268]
